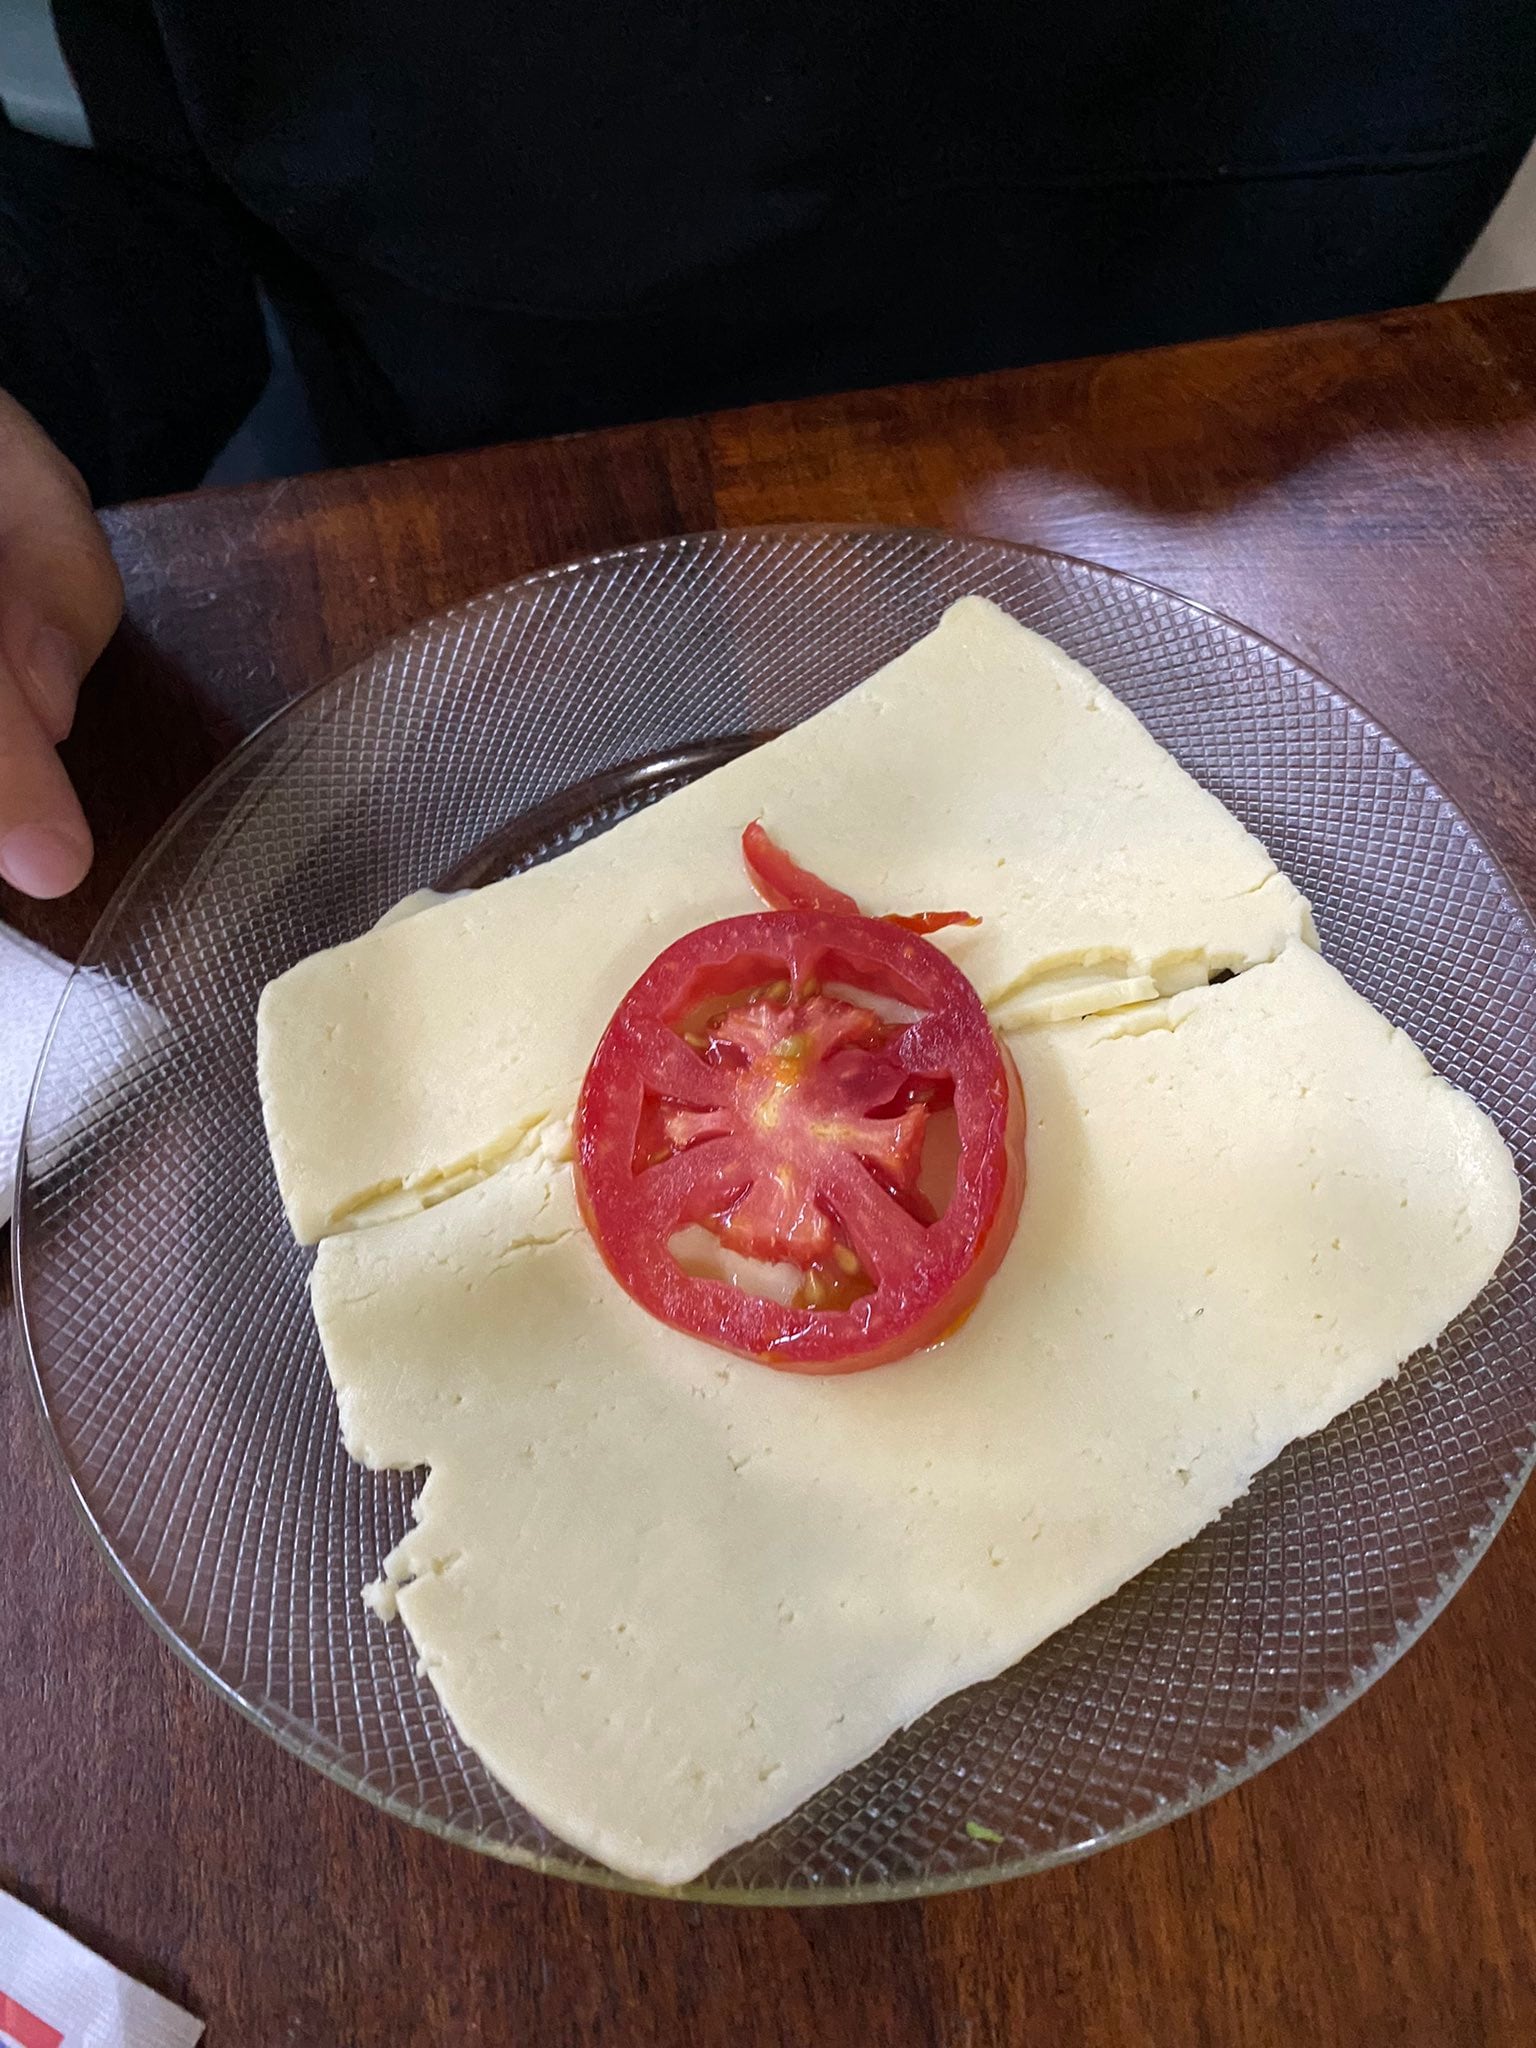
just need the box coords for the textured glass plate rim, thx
[12,522,1536,1908]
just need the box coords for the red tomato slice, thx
[575,910,1026,1373]
[742,820,980,937]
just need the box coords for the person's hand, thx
[0,390,123,898]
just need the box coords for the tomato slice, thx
[742,819,980,937]
[575,910,1026,1373]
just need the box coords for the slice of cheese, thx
[260,596,1314,1242]
[311,942,1518,1886]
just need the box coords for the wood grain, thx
[4,292,1535,2047]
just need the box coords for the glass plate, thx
[16,526,1536,1903]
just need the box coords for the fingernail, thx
[24,624,82,739]
[0,822,91,898]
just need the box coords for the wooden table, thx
[6,292,1536,2047]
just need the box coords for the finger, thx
[4,592,88,742]
[0,390,124,744]
[0,666,93,898]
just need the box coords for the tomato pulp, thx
[575,905,1026,1373]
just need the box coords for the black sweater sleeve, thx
[0,112,268,504]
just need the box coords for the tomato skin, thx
[884,909,983,937]
[575,911,1026,1374]
[741,819,860,916]
[742,821,980,940]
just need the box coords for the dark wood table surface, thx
[6,291,1536,2047]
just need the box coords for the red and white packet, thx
[0,1891,201,2048]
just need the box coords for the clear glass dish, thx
[16,526,1536,1902]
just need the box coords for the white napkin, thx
[0,1889,202,2047]
[1,925,175,1229]
[0,927,70,1228]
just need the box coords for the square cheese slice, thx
[260,596,1315,1242]
[311,943,1517,1886]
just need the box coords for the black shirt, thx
[7,0,1535,498]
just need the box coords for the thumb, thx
[0,389,124,897]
